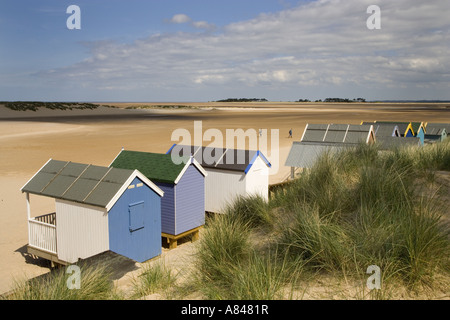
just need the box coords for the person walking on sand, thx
[289,128,292,138]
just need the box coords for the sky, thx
[0,0,449,102]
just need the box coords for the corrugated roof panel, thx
[22,159,137,208]
[41,160,69,174]
[425,123,450,135]
[329,124,348,131]
[307,124,329,130]
[374,124,398,137]
[350,124,372,132]
[199,146,227,167]
[324,130,346,143]
[167,145,270,172]
[103,168,133,184]
[41,174,78,198]
[84,181,123,207]
[59,162,88,177]
[80,165,110,181]
[285,142,344,168]
[377,137,420,149]
[424,127,441,135]
[22,172,57,194]
[62,178,100,203]
[376,121,410,135]
[216,149,255,171]
[345,132,368,144]
[302,130,326,142]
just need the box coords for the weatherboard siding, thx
[55,199,109,264]
[175,165,205,235]
[416,128,425,145]
[156,182,176,235]
[108,177,161,263]
[245,156,269,201]
[205,168,247,213]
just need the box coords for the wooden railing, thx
[34,212,56,225]
[28,213,57,254]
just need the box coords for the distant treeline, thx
[324,98,366,102]
[301,98,366,103]
[125,105,195,110]
[215,97,367,103]
[216,98,268,102]
[1,101,115,111]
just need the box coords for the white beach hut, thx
[21,159,164,265]
[167,144,272,213]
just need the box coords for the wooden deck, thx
[161,226,202,249]
[27,245,68,267]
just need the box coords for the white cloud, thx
[192,20,215,30]
[168,13,215,30]
[37,0,450,100]
[169,14,191,24]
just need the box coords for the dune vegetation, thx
[1,101,115,111]
[193,139,450,299]
[3,140,450,300]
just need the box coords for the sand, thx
[0,102,449,296]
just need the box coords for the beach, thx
[1,102,449,295]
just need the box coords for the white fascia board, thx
[108,148,124,167]
[20,158,53,192]
[173,156,207,185]
[105,170,164,211]
[300,124,309,142]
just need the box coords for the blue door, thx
[108,178,162,262]
[129,201,145,232]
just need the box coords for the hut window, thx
[129,201,145,232]
[128,185,135,189]
[136,183,143,188]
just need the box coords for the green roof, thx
[110,150,189,184]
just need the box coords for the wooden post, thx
[169,238,177,249]
[26,192,31,244]
[26,192,31,220]
[191,230,200,242]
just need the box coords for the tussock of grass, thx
[196,213,252,285]
[131,260,177,299]
[6,140,449,300]
[5,263,117,300]
[196,140,450,299]
[223,194,272,229]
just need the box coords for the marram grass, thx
[5,263,118,300]
[197,141,450,299]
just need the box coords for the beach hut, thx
[21,159,164,265]
[367,121,426,145]
[425,123,450,136]
[285,124,375,179]
[412,122,426,145]
[167,144,272,213]
[424,123,448,142]
[374,121,415,138]
[376,136,422,150]
[110,150,207,249]
[300,123,376,145]
[285,141,346,178]
[362,122,400,138]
